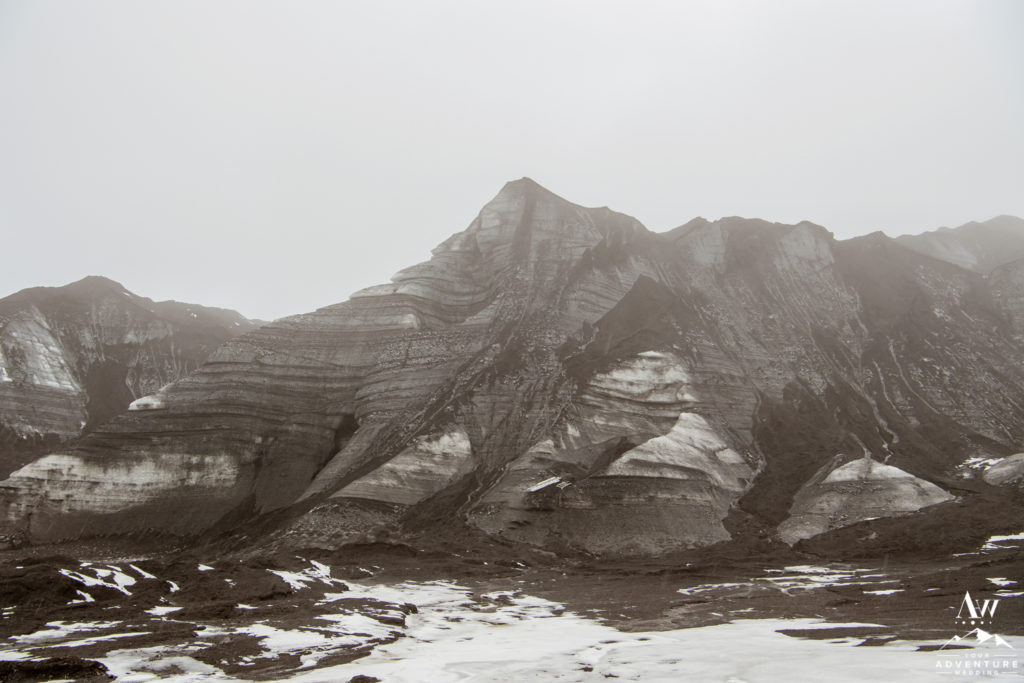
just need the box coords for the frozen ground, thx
[1,532,1022,681]
[6,575,1019,682]
[288,584,1021,683]
[2,559,1022,681]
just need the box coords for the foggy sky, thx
[2,1,1022,321]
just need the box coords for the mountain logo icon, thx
[941,628,1015,650]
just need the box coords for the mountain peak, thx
[464,179,646,250]
[62,275,132,297]
[0,275,134,308]
[69,275,123,287]
[491,176,577,207]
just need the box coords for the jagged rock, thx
[0,276,256,477]
[983,453,1024,486]
[1,180,1023,556]
[777,456,955,544]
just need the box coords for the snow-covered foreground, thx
[74,578,1018,682]
[285,583,1019,682]
[3,551,1023,682]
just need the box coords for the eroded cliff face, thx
[3,181,1024,555]
[0,277,256,478]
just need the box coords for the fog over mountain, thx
[2,1,1022,320]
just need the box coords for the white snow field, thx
[4,577,1005,683]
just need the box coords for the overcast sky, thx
[2,1,1022,320]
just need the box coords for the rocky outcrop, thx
[0,276,256,476]
[777,456,955,545]
[1,180,1023,555]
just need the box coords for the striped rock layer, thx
[0,276,255,479]
[3,181,1024,555]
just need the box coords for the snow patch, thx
[145,606,182,616]
[130,564,156,579]
[960,456,1003,471]
[11,620,121,644]
[982,532,1024,551]
[988,577,1017,587]
[101,648,222,681]
[59,565,137,596]
[268,560,344,591]
[236,616,401,669]
[128,394,166,411]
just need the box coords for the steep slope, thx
[0,276,257,477]
[3,182,1024,556]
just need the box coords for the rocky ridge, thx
[0,276,256,479]
[2,181,1024,556]
[896,215,1024,274]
